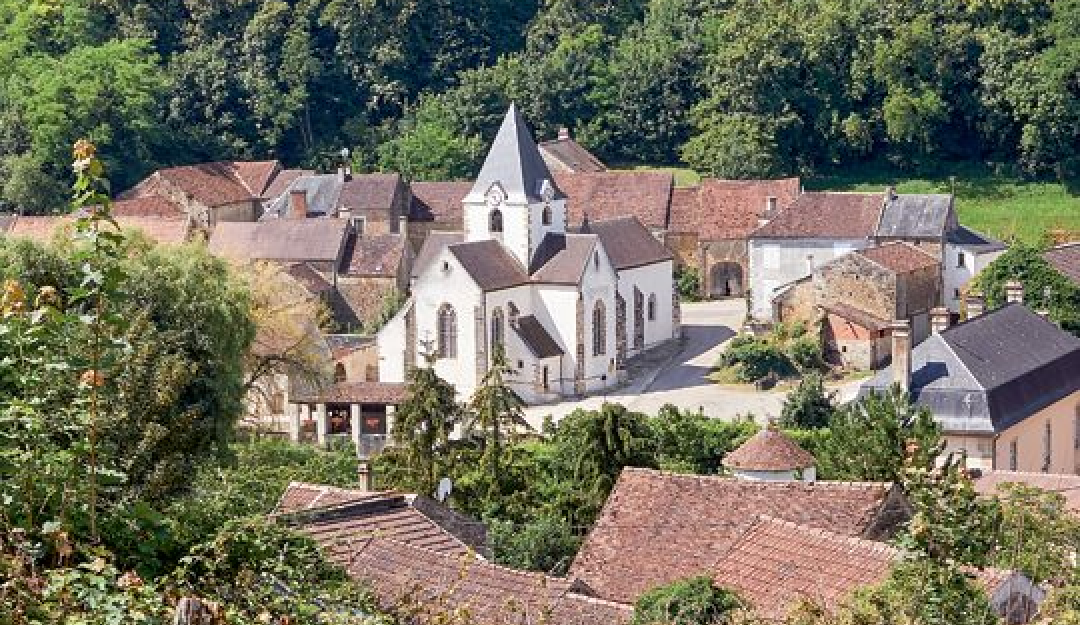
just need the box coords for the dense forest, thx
[3,0,1080,213]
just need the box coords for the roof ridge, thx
[360,536,564,584]
[620,467,890,489]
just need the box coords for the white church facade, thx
[378,105,679,403]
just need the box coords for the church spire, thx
[466,104,565,204]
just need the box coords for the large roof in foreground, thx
[569,468,904,604]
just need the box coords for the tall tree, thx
[390,351,461,496]
[467,346,525,497]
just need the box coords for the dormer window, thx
[490,209,503,233]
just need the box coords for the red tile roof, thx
[569,468,904,604]
[556,171,673,231]
[275,482,391,515]
[723,426,816,472]
[1045,242,1080,285]
[338,173,402,213]
[671,178,801,240]
[208,219,348,263]
[712,516,897,620]
[289,381,408,404]
[150,161,279,207]
[6,215,188,245]
[538,137,608,173]
[110,196,187,218]
[345,538,632,625]
[973,471,1080,514]
[409,181,472,223]
[340,234,407,277]
[752,192,883,239]
[856,242,940,273]
[232,160,281,198]
[822,302,890,332]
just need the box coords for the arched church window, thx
[490,209,503,233]
[333,363,347,383]
[594,251,600,270]
[648,294,657,321]
[491,307,505,352]
[542,204,552,226]
[437,304,458,359]
[592,300,606,357]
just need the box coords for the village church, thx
[378,105,678,403]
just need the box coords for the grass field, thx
[627,163,1080,245]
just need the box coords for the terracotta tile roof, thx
[582,216,673,270]
[569,468,904,604]
[973,471,1080,513]
[275,483,485,560]
[153,161,271,207]
[263,168,315,200]
[338,173,402,213]
[855,242,940,273]
[275,482,391,515]
[449,240,529,291]
[340,233,406,277]
[529,233,597,284]
[556,171,673,231]
[1045,242,1080,285]
[409,181,472,223]
[712,516,898,620]
[208,219,348,263]
[822,302,890,332]
[284,263,333,295]
[345,538,632,625]
[723,426,816,472]
[671,178,801,240]
[232,160,282,197]
[6,215,188,245]
[326,335,373,360]
[289,381,407,404]
[752,192,883,239]
[110,196,187,218]
[538,136,607,173]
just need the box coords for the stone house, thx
[378,106,677,404]
[335,173,410,235]
[538,127,607,173]
[861,297,1080,473]
[123,160,283,230]
[667,178,801,298]
[774,242,942,370]
[750,190,1002,320]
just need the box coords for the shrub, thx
[720,335,792,382]
[675,265,702,302]
[779,373,836,429]
[790,335,826,372]
[633,576,744,625]
[489,515,581,575]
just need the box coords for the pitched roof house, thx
[538,128,607,174]
[125,160,283,228]
[3,214,190,246]
[861,303,1080,472]
[568,468,910,604]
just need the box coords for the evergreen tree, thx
[390,348,461,496]
[779,372,836,429]
[467,345,525,497]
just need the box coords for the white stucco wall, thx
[749,238,871,320]
[535,285,582,395]
[580,244,619,393]
[376,299,410,384]
[943,243,1006,312]
[617,260,676,354]
[412,247,484,399]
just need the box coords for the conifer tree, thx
[391,344,460,496]
[467,346,525,496]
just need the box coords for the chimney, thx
[558,127,570,141]
[1005,280,1024,305]
[965,293,985,319]
[357,460,374,491]
[765,196,778,216]
[289,189,308,219]
[930,307,951,334]
[890,320,912,393]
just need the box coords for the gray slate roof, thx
[582,216,673,270]
[515,315,565,358]
[875,194,953,239]
[468,104,565,203]
[947,225,1007,253]
[1045,242,1080,285]
[863,304,1080,432]
[261,174,343,219]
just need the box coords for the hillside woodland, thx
[3,0,1080,212]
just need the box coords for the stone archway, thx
[709,262,744,298]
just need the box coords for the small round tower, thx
[723,424,816,482]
